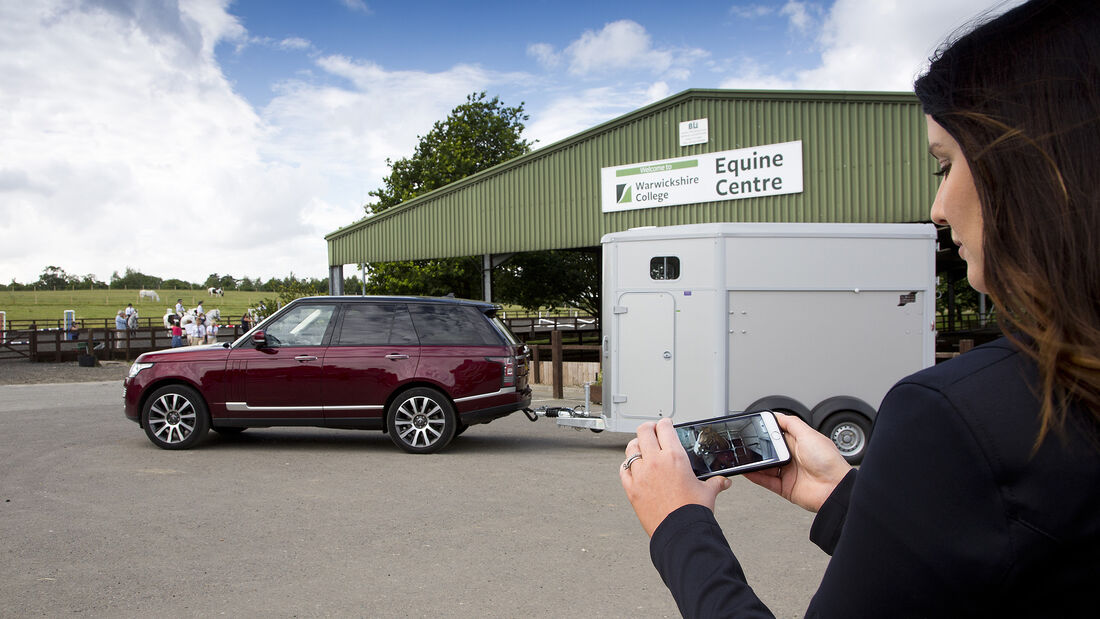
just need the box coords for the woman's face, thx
[926,116,987,294]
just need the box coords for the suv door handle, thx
[294,355,318,362]
[385,353,410,360]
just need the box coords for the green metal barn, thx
[324,88,942,298]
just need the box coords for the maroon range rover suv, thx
[124,296,531,453]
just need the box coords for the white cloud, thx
[530,20,707,80]
[524,84,673,148]
[526,42,561,69]
[339,0,371,15]
[779,1,815,33]
[793,0,1024,91]
[0,0,515,284]
[278,36,311,51]
[717,55,798,90]
[729,4,773,19]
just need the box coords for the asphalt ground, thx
[0,380,828,618]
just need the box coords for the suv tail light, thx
[486,356,516,387]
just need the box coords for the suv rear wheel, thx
[386,387,456,454]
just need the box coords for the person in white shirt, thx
[206,320,219,344]
[184,320,198,346]
[196,316,206,345]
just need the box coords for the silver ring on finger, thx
[623,453,643,470]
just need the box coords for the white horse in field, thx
[139,289,160,302]
[207,287,224,297]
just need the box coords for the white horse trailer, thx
[561,222,937,463]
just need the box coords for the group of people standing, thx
[167,298,217,348]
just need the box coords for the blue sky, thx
[1,0,1016,286]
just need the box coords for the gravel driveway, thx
[0,358,130,385]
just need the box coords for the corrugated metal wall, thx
[326,89,937,266]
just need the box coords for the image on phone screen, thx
[674,412,790,479]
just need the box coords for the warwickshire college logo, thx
[616,184,632,203]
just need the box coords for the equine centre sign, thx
[600,140,803,213]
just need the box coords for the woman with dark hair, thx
[619,1,1100,616]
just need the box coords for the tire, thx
[820,412,871,465]
[142,385,210,450]
[386,388,457,454]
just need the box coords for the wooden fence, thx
[0,323,249,363]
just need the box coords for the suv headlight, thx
[127,362,155,378]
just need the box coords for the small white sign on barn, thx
[679,118,708,146]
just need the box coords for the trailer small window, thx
[650,256,680,280]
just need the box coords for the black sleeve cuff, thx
[809,469,858,555]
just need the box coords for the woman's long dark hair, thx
[915,0,1100,445]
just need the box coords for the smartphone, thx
[674,411,791,479]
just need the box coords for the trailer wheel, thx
[820,412,871,465]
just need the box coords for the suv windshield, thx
[263,304,336,347]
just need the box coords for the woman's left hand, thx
[620,418,733,537]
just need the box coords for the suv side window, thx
[263,304,336,347]
[335,304,418,346]
[408,304,503,346]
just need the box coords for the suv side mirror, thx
[251,330,267,347]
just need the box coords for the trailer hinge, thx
[613,306,628,314]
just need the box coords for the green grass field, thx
[0,289,272,324]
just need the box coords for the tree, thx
[110,267,163,290]
[359,92,600,312]
[361,92,534,298]
[253,276,328,321]
[78,273,107,289]
[365,92,534,215]
[36,266,75,289]
[362,257,482,299]
[163,278,193,290]
[494,250,600,316]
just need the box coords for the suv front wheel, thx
[142,385,210,449]
[386,387,457,454]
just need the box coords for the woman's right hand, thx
[743,413,852,513]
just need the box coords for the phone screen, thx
[674,412,791,479]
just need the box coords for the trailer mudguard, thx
[744,396,812,423]
[810,396,876,429]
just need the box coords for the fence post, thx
[126,329,132,362]
[552,330,563,399]
[54,329,62,362]
[30,321,38,362]
[532,346,541,384]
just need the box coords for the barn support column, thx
[482,253,516,303]
[328,265,345,296]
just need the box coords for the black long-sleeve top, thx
[650,339,1100,618]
